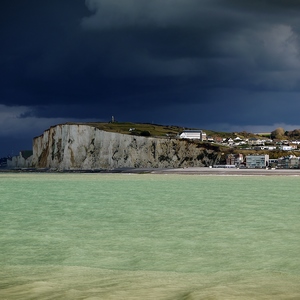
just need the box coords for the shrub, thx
[140,130,151,137]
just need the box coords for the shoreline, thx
[1,166,300,176]
[151,167,300,176]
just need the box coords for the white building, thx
[226,153,244,166]
[248,138,265,146]
[261,146,277,150]
[246,154,269,168]
[279,145,297,151]
[277,156,300,168]
[179,130,207,141]
[280,146,293,151]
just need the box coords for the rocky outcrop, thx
[30,124,220,170]
[7,151,33,168]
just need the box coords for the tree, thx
[289,129,300,139]
[140,130,151,137]
[271,127,285,139]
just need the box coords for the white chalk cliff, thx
[29,124,219,170]
[7,152,33,168]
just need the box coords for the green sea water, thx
[0,173,300,299]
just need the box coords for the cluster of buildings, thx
[224,153,300,169]
[179,130,300,169]
[178,130,300,150]
[225,154,270,169]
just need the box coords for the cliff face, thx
[7,152,33,168]
[32,124,220,170]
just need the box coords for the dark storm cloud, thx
[1,0,300,129]
[80,0,300,74]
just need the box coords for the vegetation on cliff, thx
[67,121,262,140]
[67,122,184,137]
[271,127,300,140]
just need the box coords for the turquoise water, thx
[0,173,300,299]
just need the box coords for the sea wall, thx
[31,124,220,170]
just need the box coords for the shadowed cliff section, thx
[31,123,223,170]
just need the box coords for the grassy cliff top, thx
[67,122,185,137]
[66,121,260,139]
[35,121,234,139]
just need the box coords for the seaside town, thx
[179,129,300,169]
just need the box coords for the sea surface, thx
[0,173,300,299]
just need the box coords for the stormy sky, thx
[1,0,300,156]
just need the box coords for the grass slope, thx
[67,122,185,137]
